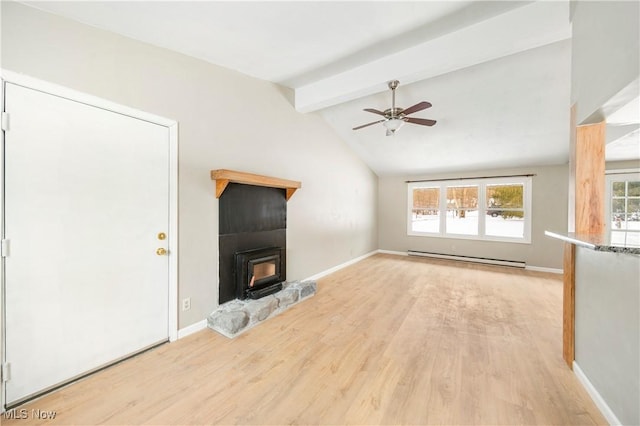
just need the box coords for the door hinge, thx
[1,363,10,383]
[1,239,9,257]
[1,112,9,131]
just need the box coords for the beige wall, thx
[1,2,378,328]
[606,159,640,171]
[378,165,568,269]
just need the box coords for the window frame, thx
[407,176,532,244]
[604,171,640,247]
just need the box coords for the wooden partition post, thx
[563,242,576,366]
[563,119,606,368]
[575,122,606,235]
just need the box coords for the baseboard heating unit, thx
[407,250,526,269]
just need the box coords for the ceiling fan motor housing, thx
[384,107,404,118]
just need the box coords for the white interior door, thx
[3,82,170,405]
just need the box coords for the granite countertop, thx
[545,231,640,255]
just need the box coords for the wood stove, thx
[235,247,285,299]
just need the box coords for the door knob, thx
[156,248,168,256]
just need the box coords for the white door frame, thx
[0,70,179,411]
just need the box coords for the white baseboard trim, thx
[304,250,378,281]
[177,319,207,339]
[573,361,622,426]
[525,265,563,274]
[377,249,408,256]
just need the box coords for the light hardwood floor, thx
[3,254,606,425]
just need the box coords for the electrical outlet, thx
[182,297,191,311]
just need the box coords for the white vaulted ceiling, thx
[18,1,638,175]
[20,1,475,85]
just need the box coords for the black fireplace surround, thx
[218,183,287,304]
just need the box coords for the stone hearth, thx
[208,280,317,338]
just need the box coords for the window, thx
[408,176,532,243]
[605,172,640,247]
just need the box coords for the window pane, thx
[486,212,525,238]
[612,198,626,214]
[411,187,440,233]
[612,198,626,229]
[612,181,626,197]
[486,184,524,209]
[628,181,640,197]
[447,185,478,208]
[611,231,640,248]
[612,214,626,230]
[446,209,478,235]
[413,187,439,209]
[629,199,640,226]
[610,231,627,245]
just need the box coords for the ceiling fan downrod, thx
[388,80,399,118]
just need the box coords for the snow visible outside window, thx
[606,173,640,248]
[485,183,525,238]
[411,187,440,233]
[408,176,531,243]
[446,185,478,236]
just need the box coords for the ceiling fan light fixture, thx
[383,118,404,132]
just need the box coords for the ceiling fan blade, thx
[353,119,386,130]
[405,117,437,126]
[402,101,432,116]
[363,108,387,117]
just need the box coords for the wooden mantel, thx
[210,169,302,201]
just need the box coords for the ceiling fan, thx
[352,80,436,136]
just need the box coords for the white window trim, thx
[407,176,532,244]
